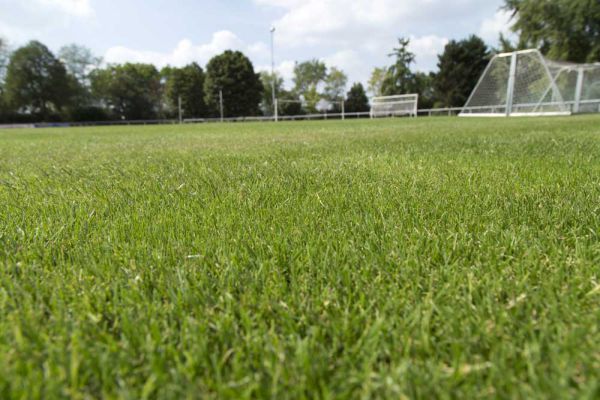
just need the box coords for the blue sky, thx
[0,0,513,89]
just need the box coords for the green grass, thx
[1,116,599,399]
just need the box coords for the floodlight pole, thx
[270,26,278,122]
[178,96,183,124]
[219,89,224,122]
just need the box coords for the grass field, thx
[1,116,599,399]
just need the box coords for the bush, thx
[67,106,110,122]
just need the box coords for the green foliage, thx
[4,41,73,120]
[162,63,207,119]
[278,90,305,116]
[57,45,103,120]
[324,67,348,102]
[496,33,525,53]
[66,106,110,122]
[344,82,370,113]
[504,0,600,62]
[204,50,262,117]
[90,63,162,120]
[434,35,490,107]
[379,38,437,109]
[293,59,327,98]
[413,71,437,109]
[1,116,600,398]
[302,85,321,113]
[58,44,101,86]
[0,97,5,121]
[292,61,348,113]
[323,67,347,113]
[382,38,416,96]
[368,67,387,97]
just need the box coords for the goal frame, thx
[370,94,419,118]
[458,49,600,117]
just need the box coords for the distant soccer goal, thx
[370,94,418,118]
[460,49,600,117]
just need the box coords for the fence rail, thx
[1,102,599,130]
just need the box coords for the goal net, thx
[460,49,600,117]
[371,94,418,118]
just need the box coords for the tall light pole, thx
[219,89,224,122]
[270,26,277,121]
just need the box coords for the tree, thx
[162,63,207,118]
[345,83,369,113]
[90,63,162,120]
[204,50,262,117]
[303,86,322,113]
[58,44,101,86]
[496,33,521,53]
[259,71,284,116]
[4,41,73,119]
[378,38,437,109]
[324,67,348,101]
[368,67,387,97]
[434,35,490,108]
[323,67,347,112]
[413,72,437,109]
[57,44,104,121]
[293,60,327,95]
[292,60,328,113]
[278,90,305,116]
[503,0,600,62]
[382,38,416,96]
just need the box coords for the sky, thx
[0,0,514,88]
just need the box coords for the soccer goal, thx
[460,49,600,117]
[371,94,418,118]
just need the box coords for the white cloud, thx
[323,49,368,84]
[259,0,489,47]
[247,42,270,59]
[255,60,296,87]
[409,35,449,71]
[254,0,304,8]
[0,0,94,42]
[104,31,250,68]
[319,35,447,85]
[0,0,512,90]
[255,32,448,90]
[105,28,300,86]
[261,0,405,38]
[37,0,94,18]
[479,10,513,43]
[324,50,362,71]
[277,60,296,83]
[256,0,501,77]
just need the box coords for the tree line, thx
[0,38,371,123]
[0,36,486,123]
[0,0,597,123]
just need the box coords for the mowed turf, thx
[1,116,599,399]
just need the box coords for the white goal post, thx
[371,94,419,118]
[460,49,600,117]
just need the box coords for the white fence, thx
[2,102,599,129]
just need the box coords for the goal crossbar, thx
[371,94,419,118]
